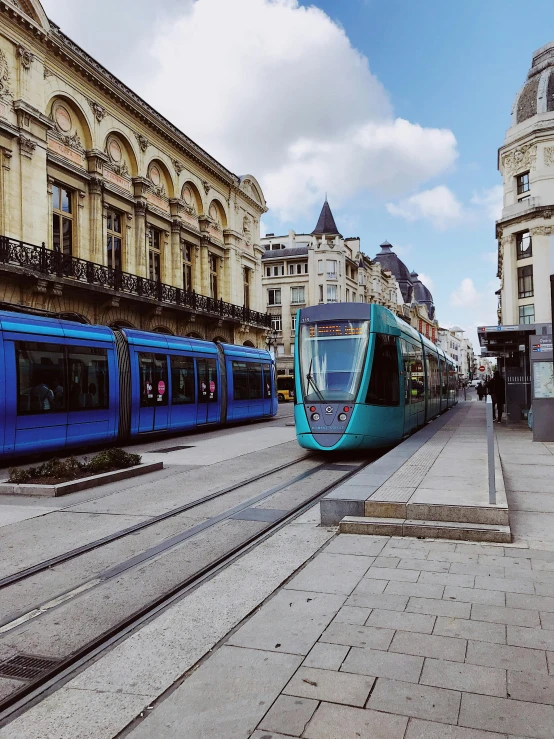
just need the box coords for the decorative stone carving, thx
[17,45,33,70]
[501,143,537,175]
[202,180,210,195]
[0,49,13,102]
[111,161,130,177]
[135,132,149,152]
[173,159,185,175]
[243,215,252,245]
[530,225,554,236]
[59,131,84,152]
[18,134,36,158]
[89,99,106,122]
[43,66,54,79]
[544,146,554,166]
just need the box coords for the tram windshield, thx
[300,320,370,402]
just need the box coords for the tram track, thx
[0,455,373,726]
[0,451,310,590]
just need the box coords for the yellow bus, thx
[277,375,295,402]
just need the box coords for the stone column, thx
[134,201,147,278]
[0,147,13,239]
[88,176,103,263]
[200,241,210,296]
[170,220,183,288]
[124,213,134,274]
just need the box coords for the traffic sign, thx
[479,366,485,372]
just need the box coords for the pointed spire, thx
[312,199,341,236]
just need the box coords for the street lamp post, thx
[265,328,278,364]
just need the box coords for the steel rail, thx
[0,458,371,725]
[0,454,313,590]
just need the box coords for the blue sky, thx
[261,0,554,350]
[42,0,554,350]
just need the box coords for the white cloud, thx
[449,277,500,353]
[451,278,480,308]
[42,0,458,221]
[259,219,268,238]
[386,186,462,230]
[417,272,433,290]
[470,185,503,221]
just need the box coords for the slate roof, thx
[312,200,341,236]
[410,271,436,320]
[262,246,309,260]
[373,241,413,302]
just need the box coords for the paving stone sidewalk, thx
[125,413,554,739]
[128,532,554,739]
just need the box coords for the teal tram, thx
[293,303,457,451]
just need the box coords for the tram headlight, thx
[311,412,320,421]
[338,413,347,422]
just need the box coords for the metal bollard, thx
[486,395,496,505]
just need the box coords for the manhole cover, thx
[153,445,194,453]
[0,654,61,681]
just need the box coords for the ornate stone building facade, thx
[373,241,439,343]
[0,0,270,344]
[261,201,401,375]
[496,41,554,328]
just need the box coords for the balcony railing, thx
[0,236,271,329]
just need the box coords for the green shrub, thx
[8,448,141,483]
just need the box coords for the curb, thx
[0,461,164,497]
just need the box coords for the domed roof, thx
[513,41,554,125]
[410,271,436,320]
[374,241,411,281]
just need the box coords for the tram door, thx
[196,358,219,425]
[138,353,169,432]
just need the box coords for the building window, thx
[106,209,122,271]
[147,226,161,282]
[346,288,350,302]
[519,304,535,324]
[516,172,530,197]
[303,263,308,274]
[517,265,533,298]
[183,243,192,292]
[209,254,219,299]
[268,288,281,306]
[272,264,284,276]
[296,263,302,275]
[317,260,323,275]
[266,266,271,277]
[319,284,323,303]
[276,344,284,356]
[516,231,532,259]
[291,286,305,304]
[326,260,337,279]
[289,264,294,275]
[243,267,250,309]
[271,314,282,331]
[291,314,297,333]
[327,284,337,302]
[52,183,73,257]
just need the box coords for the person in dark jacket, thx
[489,371,506,423]
[477,382,484,400]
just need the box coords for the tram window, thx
[248,363,263,399]
[426,353,440,399]
[232,362,248,400]
[366,334,399,406]
[68,346,109,411]
[400,339,412,404]
[16,341,66,414]
[232,361,263,400]
[410,343,425,402]
[170,355,195,404]
[207,359,218,402]
[262,363,272,397]
[138,353,168,407]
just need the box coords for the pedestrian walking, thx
[477,382,484,401]
[489,371,506,423]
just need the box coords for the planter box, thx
[0,462,164,497]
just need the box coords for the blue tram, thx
[293,303,457,451]
[0,309,277,459]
